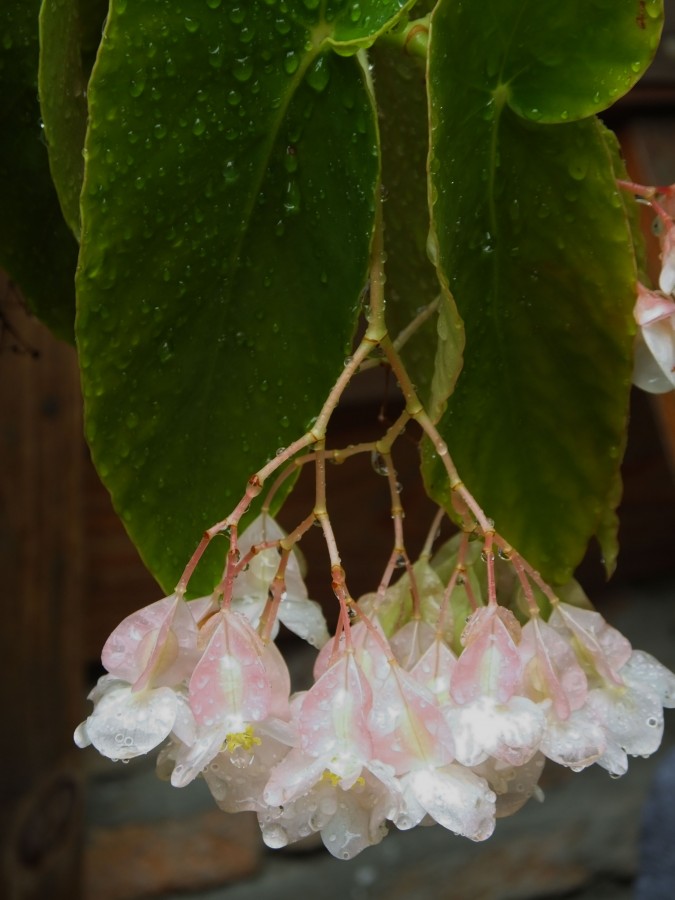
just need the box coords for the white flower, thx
[232,514,329,648]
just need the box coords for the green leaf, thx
[77,0,394,594]
[453,0,663,125]
[38,0,108,238]
[372,41,463,421]
[0,0,78,340]
[424,0,641,584]
[326,0,415,50]
[593,125,642,579]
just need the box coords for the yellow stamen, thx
[225,725,262,753]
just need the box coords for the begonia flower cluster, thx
[76,515,675,859]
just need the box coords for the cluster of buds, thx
[620,180,675,393]
[75,515,675,859]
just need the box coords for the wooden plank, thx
[0,275,84,899]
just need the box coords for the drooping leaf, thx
[38,0,108,238]
[77,0,408,594]
[423,0,652,584]
[0,0,78,339]
[372,37,463,421]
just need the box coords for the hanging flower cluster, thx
[75,514,675,860]
[621,179,675,393]
[75,173,675,858]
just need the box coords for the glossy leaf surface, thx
[0,0,77,339]
[39,0,108,238]
[76,0,408,592]
[424,0,647,583]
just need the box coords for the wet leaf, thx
[423,0,645,583]
[0,0,78,339]
[38,0,108,238]
[76,0,406,593]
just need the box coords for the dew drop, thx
[284,51,300,75]
[263,825,288,848]
[306,55,330,93]
[232,56,253,82]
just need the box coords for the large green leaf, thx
[39,0,108,238]
[423,0,651,584]
[0,0,78,340]
[77,0,408,593]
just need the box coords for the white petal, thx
[73,721,91,749]
[540,706,606,769]
[85,683,177,760]
[587,685,664,758]
[405,766,496,840]
[621,650,675,708]
[633,330,675,393]
[446,696,545,767]
[278,595,329,648]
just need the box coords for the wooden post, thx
[0,276,84,899]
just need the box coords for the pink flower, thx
[633,284,675,394]
[74,594,200,760]
[263,649,402,857]
[166,609,292,787]
[447,606,547,767]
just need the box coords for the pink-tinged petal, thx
[313,631,346,680]
[446,696,546,767]
[521,617,588,720]
[390,619,436,670]
[634,283,675,326]
[621,650,675,708]
[185,594,220,626]
[410,635,457,706]
[452,605,523,705]
[297,652,373,766]
[548,603,632,685]
[189,609,271,731]
[278,595,329,649]
[81,680,177,760]
[369,661,455,772]
[261,640,291,721]
[351,621,394,691]
[403,766,496,840]
[102,594,198,689]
